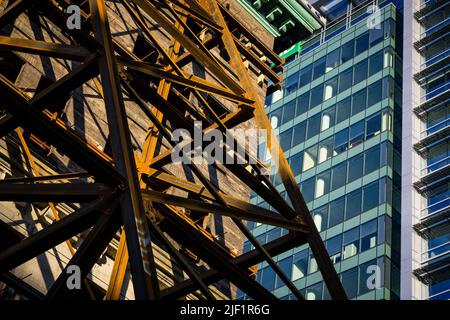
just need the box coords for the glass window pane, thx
[332,162,347,191]
[365,145,381,175]
[343,227,359,259]
[339,68,353,93]
[303,145,318,171]
[324,77,338,100]
[276,257,293,289]
[370,22,383,47]
[341,41,354,63]
[285,73,299,95]
[341,268,358,299]
[336,97,351,124]
[270,108,282,129]
[351,90,366,116]
[261,267,276,291]
[292,249,309,281]
[355,32,369,56]
[334,128,349,154]
[366,112,381,139]
[296,92,310,116]
[327,234,342,264]
[289,152,303,176]
[293,122,306,145]
[267,227,281,242]
[281,100,296,125]
[313,57,326,80]
[279,129,292,151]
[299,65,312,88]
[301,178,315,203]
[310,85,324,108]
[361,219,378,251]
[307,113,321,139]
[359,260,378,295]
[353,59,368,85]
[306,282,323,300]
[326,48,340,72]
[321,107,335,131]
[346,189,362,219]
[318,137,333,163]
[349,121,365,148]
[329,197,345,228]
[368,80,382,107]
[363,181,379,212]
[369,51,383,76]
[348,154,363,182]
[312,205,328,232]
[316,170,331,198]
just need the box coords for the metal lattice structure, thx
[0,0,347,300]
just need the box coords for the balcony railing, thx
[421,196,450,218]
[422,241,450,262]
[422,157,450,176]
[429,288,450,300]
[422,117,450,137]
[421,18,449,38]
[422,49,450,68]
[421,82,450,102]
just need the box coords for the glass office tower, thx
[239,1,404,300]
[401,0,450,300]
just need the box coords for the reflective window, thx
[349,121,365,148]
[276,257,293,289]
[316,170,331,198]
[307,113,321,139]
[327,234,342,264]
[299,65,312,88]
[290,152,303,177]
[341,268,358,299]
[313,205,328,232]
[321,107,335,131]
[301,178,315,203]
[361,219,378,251]
[292,249,309,281]
[326,49,340,72]
[313,57,326,80]
[363,181,379,211]
[296,92,310,116]
[341,41,354,63]
[318,138,334,164]
[285,73,299,95]
[266,227,281,242]
[353,59,368,85]
[369,51,383,76]
[366,113,381,139]
[329,197,345,227]
[336,97,351,124]
[324,77,338,100]
[347,154,363,182]
[332,162,347,191]
[365,145,381,174]
[310,85,324,108]
[293,122,306,145]
[279,128,293,150]
[346,189,362,219]
[281,100,296,125]
[261,267,276,291]
[334,128,349,154]
[359,260,378,295]
[367,80,382,107]
[355,32,369,56]
[306,282,323,300]
[343,227,359,259]
[370,22,384,47]
[270,108,282,130]
[303,145,318,171]
[339,68,353,93]
[351,90,366,116]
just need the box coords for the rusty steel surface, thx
[0,0,346,300]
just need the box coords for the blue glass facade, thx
[239,2,403,300]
